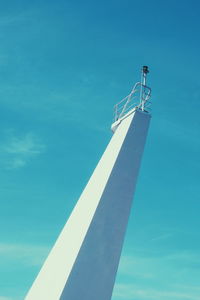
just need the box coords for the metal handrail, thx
[113,67,152,122]
[113,83,151,121]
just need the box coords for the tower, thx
[25,67,152,300]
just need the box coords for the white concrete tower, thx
[25,67,152,300]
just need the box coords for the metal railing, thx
[113,67,152,122]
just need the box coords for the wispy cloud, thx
[117,255,154,279]
[118,250,200,277]
[113,249,200,300]
[0,242,49,267]
[3,132,44,155]
[151,232,173,241]
[113,283,200,300]
[0,131,45,169]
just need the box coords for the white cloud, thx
[3,133,45,155]
[151,232,173,241]
[112,250,200,300]
[117,255,154,279]
[0,242,50,267]
[10,158,26,168]
[0,132,45,169]
[113,284,200,300]
[123,251,200,281]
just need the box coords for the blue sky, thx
[0,0,200,299]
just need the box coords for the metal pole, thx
[141,66,149,111]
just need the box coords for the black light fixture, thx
[142,66,149,74]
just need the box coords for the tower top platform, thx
[111,66,151,132]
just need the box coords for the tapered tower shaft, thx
[25,68,151,300]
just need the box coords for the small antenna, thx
[140,66,150,111]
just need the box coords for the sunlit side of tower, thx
[25,67,152,300]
